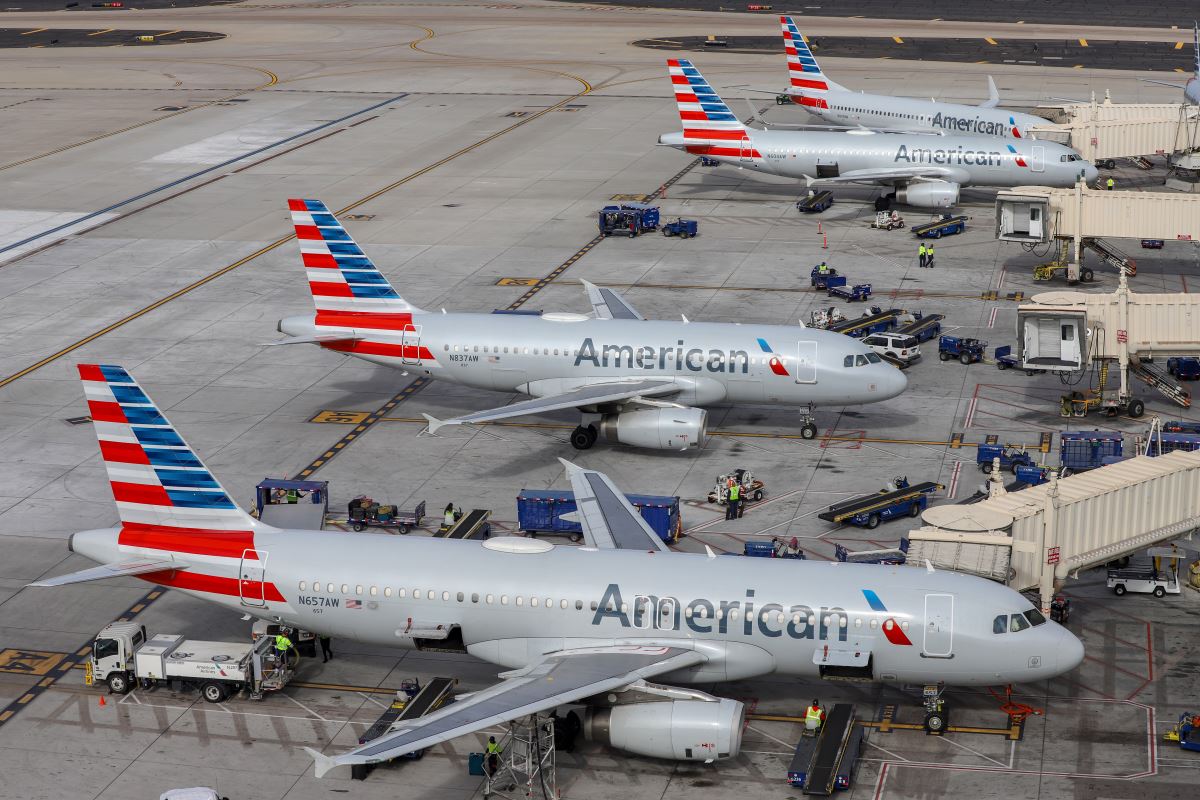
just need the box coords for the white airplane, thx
[659,59,1097,210]
[776,16,1053,139]
[31,364,1085,776]
[274,200,906,447]
[1143,22,1200,105]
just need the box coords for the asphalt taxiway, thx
[0,3,1198,799]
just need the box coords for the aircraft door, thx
[1028,206,1043,239]
[739,136,754,162]
[633,595,654,629]
[657,597,679,631]
[1030,145,1045,173]
[923,593,954,657]
[794,341,817,384]
[239,549,268,608]
[401,324,422,365]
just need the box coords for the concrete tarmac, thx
[0,2,1197,799]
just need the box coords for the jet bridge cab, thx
[1016,305,1087,372]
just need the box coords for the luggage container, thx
[516,490,681,542]
[1059,430,1123,471]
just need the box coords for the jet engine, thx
[599,406,706,450]
[895,182,959,208]
[583,697,744,761]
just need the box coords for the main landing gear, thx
[873,192,898,212]
[570,424,598,450]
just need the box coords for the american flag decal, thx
[346,599,362,609]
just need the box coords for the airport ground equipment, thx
[1141,239,1165,249]
[1146,432,1200,457]
[351,677,457,780]
[1049,595,1071,624]
[787,704,863,794]
[810,265,842,289]
[516,489,681,542]
[797,190,834,213]
[1168,357,1200,381]
[834,540,908,564]
[87,621,291,702]
[828,307,903,339]
[256,479,328,530]
[922,685,949,734]
[744,540,805,559]
[862,332,920,365]
[1164,713,1200,752]
[894,312,943,343]
[994,345,1045,375]
[1060,430,1123,471]
[700,156,720,166]
[252,620,317,658]
[828,283,872,303]
[818,478,942,529]
[707,468,765,504]
[1164,420,1200,434]
[938,335,986,365]
[977,444,1035,474]
[348,498,425,533]
[1107,547,1183,597]
[870,211,905,231]
[1014,465,1054,486]
[598,203,659,237]
[438,508,491,540]
[808,307,846,329]
[661,218,698,238]
[912,214,967,239]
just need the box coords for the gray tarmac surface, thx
[0,2,1197,799]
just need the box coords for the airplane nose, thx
[1083,163,1099,185]
[1056,627,1085,674]
[878,365,908,399]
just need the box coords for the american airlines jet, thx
[31,365,1086,776]
[1143,22,1200,105]
[777,17,1053,139]
[274,200,906,448]
[659,59,1097,210]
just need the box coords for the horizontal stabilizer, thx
[421,413,447,434]
[27,557,187,587]
[304,747,339,779]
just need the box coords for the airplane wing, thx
[980,76,1000,109]
[304,645,706,777]
[27,558,188,587]
[422,380,680,432]
[559,458,670,551]
[581,280,645,321]
[805,167,957,187]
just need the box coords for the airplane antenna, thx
[925,559,935,574]
[681,314,690,324]
[441,308,447,314]
[704,545,717,559]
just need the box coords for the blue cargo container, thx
[1060,430,1123,471]
[1146,433,1200,457]
[516,490,681,542]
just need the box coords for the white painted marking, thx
[948,461,962,499]
[150,121,302,165]
[987,306,998,328]
[283,692,331,722]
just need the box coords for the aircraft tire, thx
[800,422,818,440]
[570,426,594,450]
[924,711,946,733]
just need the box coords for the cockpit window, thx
[993,615,1007,634]
[844,355,854,368]
[1060,154,1080,162]
[1024,608,1046,627]
[865,352,882,363]
[1009,613,1031,633]
[855,354,868,366]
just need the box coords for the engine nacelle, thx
[895,182,959,208]
[600,407,706,450]
[584,698,744,761]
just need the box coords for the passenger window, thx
[341,584,349,595]
[440,591,449,601]
[356,585,363,596]
[413,588,421,599]
[313,580,321,593]
[428,590,436,600]
[844,355,855,368]
[531,597,540,607]
[471,593,479,603]
[399,588,407,598]
[994,615,1007,634]
[516,596,524,606]
[369,586,377,597]
[327,583,335,593]
[486,593,494,604]
[561,599,568,609]
[1024,608,1046,627]
[457,592,464,602]
[299,581,306,591]
[384,587,392,597]
[501,595,508,605]
[1010,613,1031,632]
[575,600,583,610]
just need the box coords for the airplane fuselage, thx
[71,527,1083,686]
[280,313,906,408]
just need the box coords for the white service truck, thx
[1106,547,1184,598]
[88,621,292,703]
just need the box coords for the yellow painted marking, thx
[0,711,12,722]
[311,460,325,467]
[496,278,539,286]
[309,410,369,424]
[30,44,44,48]
[1074,64,1083,69]
[129,604,144,613]
[76,647,91,657]
[21,28,47,35]
[17,694,34,705]
[39,677,54,687]
[1176,68,1187,73]
[1177,41,1185,50]
[985,37,997,45]
[1078,38,1088,47]
[87,28,114,36]
[148,591,162,599]
[892,36,904,44]
[0,649,67,676]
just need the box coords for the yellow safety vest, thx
[728,484,740,501]
[1107,178,1115,189]
[806,706,823,725]
[486,741,501,754]
[918,244,927,256]
[275,635,292,652]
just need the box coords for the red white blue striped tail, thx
[780,16,844,94]
[79,364,263,532]
[667,59,760,160]
[288,199,423,316]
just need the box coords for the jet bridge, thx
[906,450,1200,609]
[1031,97,1195,165]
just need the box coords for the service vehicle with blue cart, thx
[1060,430,1122,471]
[744,540,805,559]
[976,443,1035,474]
[939,335,986,365]
[835,539,908,564]
[348,497,426,533]
[810,265,842,290]
[1164,713,1200,752]
[894,312,943,343]
[660,218,698,238]
[829,282,872,303]
[829,308,903,339]
[912,213,967,239]
[598,202,659,237]
[1168,357,1200,381]
[796,190,834,213]
[818,478,942,529]
[787,703,865,793]
[995,345,1046,376]
[516,489,681,543]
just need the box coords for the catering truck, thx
[88,621,293,703]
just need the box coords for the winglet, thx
[304,747,339,779]
[558,457,582,477]
[802,174,817,187]
[422,413,448,435]
[980,75,1000,109]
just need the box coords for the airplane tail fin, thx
[980,75,1001,109]
[79,364,267,533]
[668,59,757,156]
[289,199,424,319]
[780,16,846,94]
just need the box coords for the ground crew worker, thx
[319,635,333,663]
[726,480,741,520]
[817,261,830,275]
[918,242,927,268]
[926,243,935,269]
[275,632,293,669]
[485,735,502,776]
[1106,176,1115,191]
[443,503,456,529]
[805,699,826,733]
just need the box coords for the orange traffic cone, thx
[817,221,823,235]
[99,695,107,707]
[822,234,828,249]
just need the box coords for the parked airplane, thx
[659,59,1097,210]
[777,16,1054,138]
[1143,22,1200,105]
[274,199,906,447]
[30,364,1086,776]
